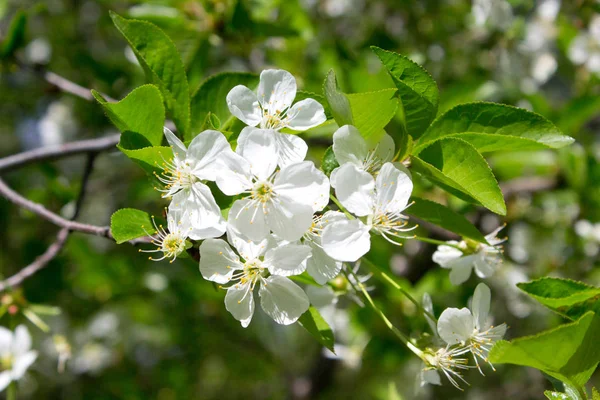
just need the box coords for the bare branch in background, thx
[501,177,557,197]
[0,134,120,173]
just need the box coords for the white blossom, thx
[569,15,600,73]
[331,125,395,177]
[199,227,311,327]
[437,283,507,372]
[432,226,505,285]
[157,128,227,239]
[0,325,38,392]
[322,162,414,262]
[140,206,193,263]
[302,211,345,284]
[226,69,326,167]
[216,128,329,242]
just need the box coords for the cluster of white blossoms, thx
[145,69,413,327]
[420,284,507,389]
[142,68,508,390]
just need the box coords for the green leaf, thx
[545,391,577,400]
[110,208,154,244]
[321,146,339,177]
[322,70,398,143]
[323,69,353,127]
[411,138,506,215]
[189,72,259,139]
[372,46,439,138]
[347,89,398,143]
[414,102,574,154]
[593,387,600,400]
[110,12,190,136]
[517,278,600,320]
[118,145,173,175]
[405,197,488,243]
[489,311,600,395]
[0,10,27,59]
[92,85,165,146]
[297,306,335,353]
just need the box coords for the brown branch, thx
[44,71,116,102]
[0,154,96,291]
[0,177,152,244]
[0,134,120,173]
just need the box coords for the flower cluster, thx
[420,284,507,389]
[140,68,508,391]
[143,69,415,327]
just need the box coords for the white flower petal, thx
[257,69,297,115]
[12,326,31,357]
[0,328,13,355]
[432,244,463,267]
[187,130,232,181]
[330,163,375,217]
[199,239,241,284]
[226,224,269,261]
[225,284,255,328]
[448,257,476,285]
[259,276,309,325]
[286,98,326,131]
[375,162,413,213]
[266,197,314,241]
[421,369,441,386]
[163,127,187,161]
[174,183,226,240]
[215,152,253,196]
[370,133,395,163]
[321,219,371,262]
[0,371,11,392]
[226,85,262,127]
[472,283,491,331]
[473,254,495,278]
[274,161,330,212]
[274,132,308,167]
[332,125,368,167]
[236,127,278,180]
[228,198,270,242]
[306,242,342,285]
[437,307,474,345]
[12,351,37,380]
[264,243,311,276]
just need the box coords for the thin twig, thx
[44,71,116,102]
[0,134,120,173]
[500,177,557,197]
[0,177,152,244]
[0,154,97,291]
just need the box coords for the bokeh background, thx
[1,0,599,399]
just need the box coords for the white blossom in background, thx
[569,15,600,73]
[437,283,507,372]
[331,125,395,178]
[140,206,192,263]
[226,69,326,167]
[217,128,329,242]
[159,128,228,239]
[322,162,414,262]
[471,0,513,31]
[303,211,346,284]
[432,226,505,285]
[199,227,311,327]
[0,325,38,391]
